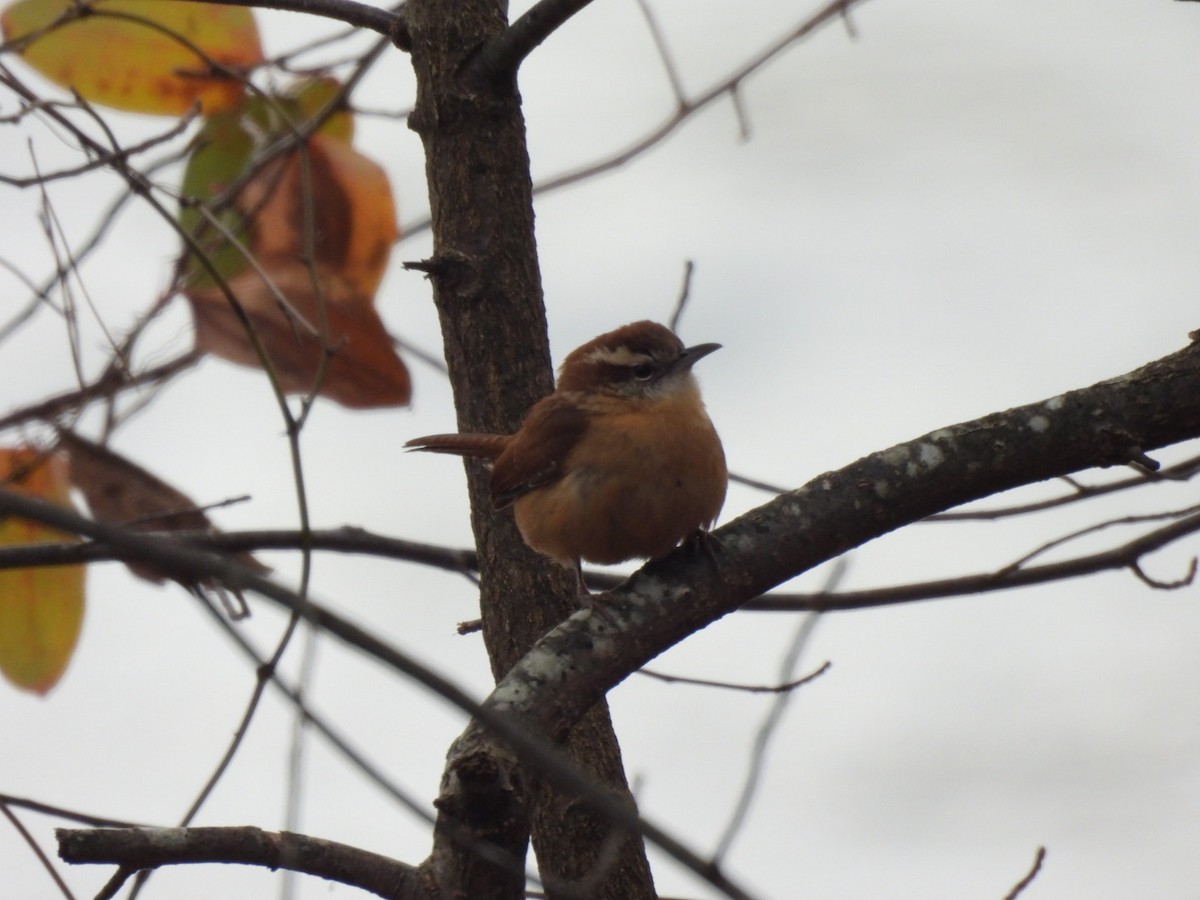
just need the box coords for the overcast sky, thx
[4,1,1200,898]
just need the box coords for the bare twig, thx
[997,502,1200,574]
[1003,846,1047,900]
[752,511,1200,612]
[0,148,186,347]
[0,526,479,575]
[533,0,874,194]
[730,81,751,140]
[667,259,695,333]
[640,660,830,695]
[0,801,75,900]
[188,590,440,826]
[173,0,404,41]
[398,0,877,237]
[472,0,597,81]
[931,452,1200,520]
[0,112,197,187]
[1130,556,1197,590]
[0,796,144,830]
[0,352,200,434]
[714,560,845,864]
[58,827,424,899]
[7,508,1200,615]
[729,471,788,494]
[0,489,750,898]
[634,0,685,103]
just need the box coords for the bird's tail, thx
[404,433,509,461]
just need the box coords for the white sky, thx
[3,1,1200,898]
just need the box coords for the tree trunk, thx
[405,2,656,896]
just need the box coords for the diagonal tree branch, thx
[175,0,407,44]
[5,500,1198,612]
[753,509,1200,611]
[534,0,876,194]
[12,337,1200,899]
[0,489,756,900]
[471,0,596,82]
[57,827,426,900]
[444,335,1200,797]
[398,0,879,237]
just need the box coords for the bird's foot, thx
[686,528,722,570]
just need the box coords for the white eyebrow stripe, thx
[582,346,652,367]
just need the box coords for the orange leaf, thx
[185,261,412,409]
[0,448,84,695]
[1,0,263,116]
[177,86,366,289]
[60,432,268,585]
[175,88,405,407]
[238,134,398,296]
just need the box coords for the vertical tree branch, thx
[404,1,655,896]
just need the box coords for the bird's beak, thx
[675,342,722,373]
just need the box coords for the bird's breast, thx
[513,389,727,566]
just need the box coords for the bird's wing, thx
[490,395,589,509]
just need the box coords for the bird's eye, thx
[631,363,655,380]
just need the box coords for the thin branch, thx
[667,259,694,333]
[57,827,425,900]
[1003,846,1047,900]
[398,0,877,238]
[472,0,596,82]
[729,471,787,494]
[533,0,874,194]
[0,111,197,187]
[633,0,685,103]
[930,451,1200,520]
[0,149,187,347]
[0,526,478,573]
[192,578,572,896]
[174,0,405,41]
[639,660,830,695]
[750,510,1200,612]
[0,796,144,830]
[7,508,1200,615]
[0,801,75,900]
[182,587,547,889]
[449,339,1200,818]
[997,503,1200,574]
[0,352,200,434]
[714,560,844,864]
[176,621,308,827]
[0,490,750,898]
[186,590,440,829]
[1130,556,1197,590]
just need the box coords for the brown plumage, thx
[406,321,727,583]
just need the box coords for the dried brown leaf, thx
[60,432,268,585]
[185,261,411,408]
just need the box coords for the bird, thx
[405,320,727,594]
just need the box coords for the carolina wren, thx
[405,320,727,589]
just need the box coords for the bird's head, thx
[556,320,720,402]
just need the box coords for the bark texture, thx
[405,2,655,897]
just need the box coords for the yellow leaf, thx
[0,449,84,695]
[1,0,263,115]
[285,75,354,143]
